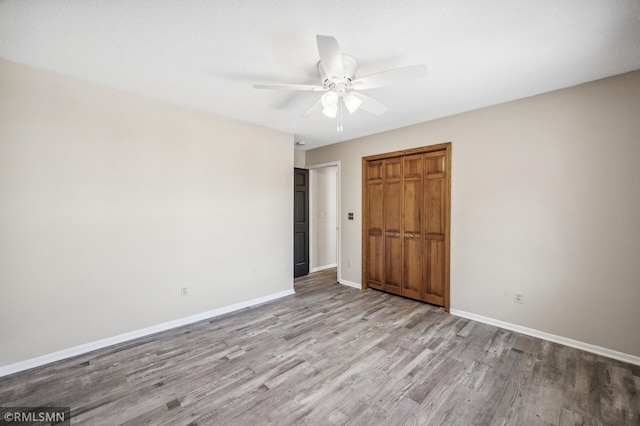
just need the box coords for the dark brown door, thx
[294,168,309,277]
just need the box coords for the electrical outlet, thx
[347,260,352,268]
[181,287,188,297]
[514,291,524,304]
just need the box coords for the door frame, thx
[307,161,341,283]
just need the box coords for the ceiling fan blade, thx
[316,35,344,80]
[301,98,323,118]
[349,92,388,115]
[253,83,327,92]
[351,64,427,90]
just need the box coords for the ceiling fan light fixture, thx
[322,105,337,118]
[321,91,339,117]
[343,93,362,114]
[321,91,338,108]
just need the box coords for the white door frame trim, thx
[307,161,341,283]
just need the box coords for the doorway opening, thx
[308,161,340,284]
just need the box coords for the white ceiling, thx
[1,1,639,150]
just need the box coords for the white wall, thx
[310,167,337,270]
[306,71,640,358]
[0,60,294,367]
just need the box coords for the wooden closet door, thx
[383,158,402,294]
[402,154,423,299]
[423,150,448,306]
[363,142,450,312]
[365,160,384,290]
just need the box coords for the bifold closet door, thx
[365,160,384,290]
[402,154,423,299]
[383,158,402,294]
[363,142,450,312]
[423,150,447,306]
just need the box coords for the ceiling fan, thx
[253,35,427,132]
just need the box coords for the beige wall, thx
[306,71,640,357]
[294,149,306,168]
[0,60,294,366]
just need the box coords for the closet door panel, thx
[368,160,383,181]
[383,158,402,293]
[424,150,447,305]
[403,237,422,298]
[366,161,384,289]
[383,189,402,293]
[367,234,384,289]
[384,235,402,294]
[423,240,445,306]
[383,181,402,233]
[425,179,445,236]
[403,155,422,233]
[402,154,423,299]
[425,151,446,178]
[367,183,384,289]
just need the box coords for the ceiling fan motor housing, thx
[318,54,359,89]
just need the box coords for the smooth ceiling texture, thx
[1,0,639,150]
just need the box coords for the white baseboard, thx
[311,263,338,273]
[339,279,362,289]
[450,309,640,366]
[0,289,295,378]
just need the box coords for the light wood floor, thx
[1,268,638,425]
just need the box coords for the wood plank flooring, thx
[1,268,638,425]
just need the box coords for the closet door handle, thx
[387,232,395,237]
[409,234,415,238]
